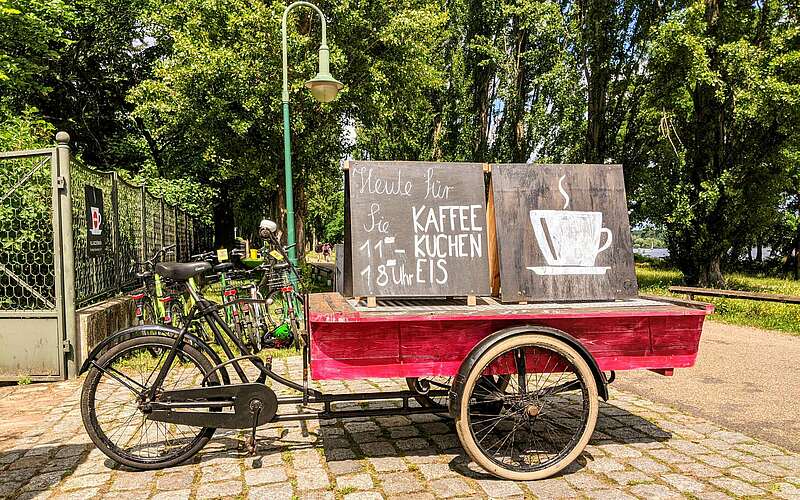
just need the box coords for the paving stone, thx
[709,477,764,496]
[734,443,783,457]
[196,479,242,499]
[344,421,381,434]
[244,465,287,485]
[476,478,524,497]
[395,438,430,451]
[694,492,733,500]
[326,447,358,461]
[586,458,624,474]
[728,465,771,483]
[674,461,722,478]
[156,470,195,491]
[336,473,374,490]
[523,477,577,499]
[629,483,683,499]
[150,490,191,500]
[380,472,424,494]
[292,449,324,468]
[648,448,692,464]
[417,462,456,480]
[773,482,800,499]
[661,473,706,493]
[418,422,451,435]
[585,490,638,500]
[749,460,790,476]
[329,459,365,475]
[564,474,608,491]
[19,471,67,492]
[386,494,435,500]
[360,441,397,457]
[247,483,293,500]
[343,492,384,500]
[599,444,642,458]
[50,486,101,499]
[627,457,670,475]
[9,455,48,470]
[388,426,420,439]
[605,470,651,486]
[60,472,110,490]
[428,477,474,498]
[695,454,737,468]
[299,490,335,500]
[375,415,412,427]
[368,456,408,472]
[771,455,800,469]
[295,467,331,490]
[201,461,241,482]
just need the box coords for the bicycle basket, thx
[264,269,291,288]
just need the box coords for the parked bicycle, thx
[129,244,184,328]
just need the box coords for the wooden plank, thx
[491,163,638,302]
[347,161,490,297]
[486,176,501,296]
[309,308,707,380]
[669,286,800,304]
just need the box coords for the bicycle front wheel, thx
[80,335,218,470]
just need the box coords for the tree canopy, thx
[2,0,800,285]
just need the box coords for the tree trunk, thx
[698,255,725,287]
[582,0,614,163]
[213,185,235,249]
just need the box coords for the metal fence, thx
[0,133,213,380]
[69,159,212,307]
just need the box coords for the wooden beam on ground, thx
[668,286,800,304]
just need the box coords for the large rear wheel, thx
[454,334,598,480]
[80,335,218,470]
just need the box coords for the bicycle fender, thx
[448,325,608,419]
[78,324,231,384]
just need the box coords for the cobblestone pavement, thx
[1,356,800,499]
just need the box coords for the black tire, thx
[454,334,598,480]
[80,335,218,470]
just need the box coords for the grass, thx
[636,263,800,335]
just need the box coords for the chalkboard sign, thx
[347,161,490,297]
[491,164,638,302]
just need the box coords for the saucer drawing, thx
[527,266,610,276]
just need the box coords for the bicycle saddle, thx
[155,262,211,281]
[214,262,233,272]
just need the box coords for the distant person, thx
[322,242,332,262]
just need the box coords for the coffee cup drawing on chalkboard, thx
[528,175,612,275]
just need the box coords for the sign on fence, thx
[346,161,490,297]
[84,185,106,257]
[490,163,638,302]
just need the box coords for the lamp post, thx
[281,1,343,265]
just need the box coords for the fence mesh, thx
[71,161,118,305]
[117,179,144,287]
[0,154,56,310]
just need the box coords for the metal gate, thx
[0,135,76,381]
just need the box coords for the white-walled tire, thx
[454,334,599,480]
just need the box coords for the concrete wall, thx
[76,295,133,371]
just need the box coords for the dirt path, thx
[616,319,800,452]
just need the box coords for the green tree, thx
[639,0,800,285]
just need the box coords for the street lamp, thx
[281,1,343,265]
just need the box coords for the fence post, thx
[111,172,121,293]
[140,186,147,260]
[55,132,78,378]
[173,205,178,261]
[160,198,166,250]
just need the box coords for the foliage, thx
[3,0,800,285]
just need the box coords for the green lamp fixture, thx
[280,1,343,266]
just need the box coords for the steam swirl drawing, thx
[528,175,613,275]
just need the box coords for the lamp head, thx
[304,44,342,103]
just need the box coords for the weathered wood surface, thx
[308,292,711,380]
[491,163,638,302]
[669,286,800,304]
[345,161,490,297]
